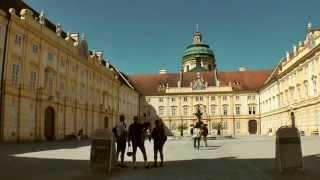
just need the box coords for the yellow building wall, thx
[0,8,139,141]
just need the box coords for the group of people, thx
[112,115,167,169]
[190,120,209,149]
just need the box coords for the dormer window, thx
[233,81,240,85]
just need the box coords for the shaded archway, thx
[248,120,257,134]
[44,107,55,141]
[104,116,109,128]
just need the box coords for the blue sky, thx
[24,0,320,74]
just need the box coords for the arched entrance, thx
[44,107,55,141]
[248,120,257,134]
[104,117,109,128]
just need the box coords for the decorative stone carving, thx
[39,10,46,25]
[192,72,206,90]
[56,23,62,36]
[9,8,16,15]
[20,9,33,20]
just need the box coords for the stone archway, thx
[104,116,109,128]
[248,120,257,134]
[44,107,55,141]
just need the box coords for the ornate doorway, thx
[44,107,55,141]
[248,120,257,134]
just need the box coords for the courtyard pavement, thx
[0,136,320,180]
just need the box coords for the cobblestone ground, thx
[0,136,320,180]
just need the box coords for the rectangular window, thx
[30,71,37,90]
[200,96,203,101]
[248,106,256,115]
[313,78,317,96]
[60,59,65,67]
[304,81,309,97]
[60,82,65,96]
[158,106,164,116]
[15,34,22,46]
[183,106,188,116]
[48,76,54,95]
[183,96,188,102]
[223,121,228,129]
[171,97,175,102]
[223,106,228,116]
[210,105,216,115]
[235,96,240,100]
[247,95,251,100]
[12,64,20,86]
[32,44,39,54]
[236,106,240,115]
[48,52,54,61]
[195,96,199,101]
[171,106,177,116]
[236,121,240,129]
[159,97,163,102]
[211,96,215,100]
[223,96,227,101]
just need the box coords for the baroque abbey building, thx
[1,0,320,141]
[130,24,320,137]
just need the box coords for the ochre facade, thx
[0,2,139,141]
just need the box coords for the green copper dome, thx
[183,44,214,58]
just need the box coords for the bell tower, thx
[181,26,216,72]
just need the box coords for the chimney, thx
[238,67,246,72]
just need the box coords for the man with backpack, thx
[112,115,128,168]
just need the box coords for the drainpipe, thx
[0,12,11,141]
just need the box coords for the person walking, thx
[113,115,128,168]
[193,125,201,150]
[128,116,149,169]
[202,124,209,147]
[193,120,203,150]
[151,120,167,167]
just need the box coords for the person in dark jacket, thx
[151,119,167,167]
[128,116,149,169]
[202,124,209,147]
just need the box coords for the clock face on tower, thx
[193,35,201,44]
[194,36,199,42]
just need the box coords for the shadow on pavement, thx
[0,140,90,155]
[112,155,320,180]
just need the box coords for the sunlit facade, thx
[0,1,139,141]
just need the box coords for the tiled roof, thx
[218,70,272,91]
[129,70,272,95]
